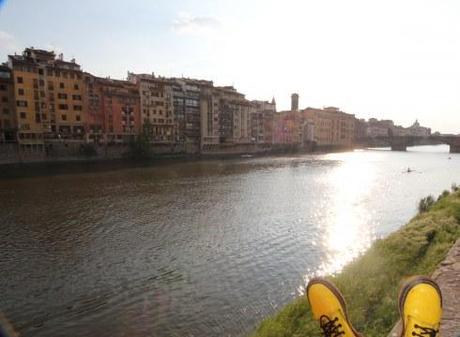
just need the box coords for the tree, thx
[128,120,153,159]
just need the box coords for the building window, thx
[17,100,28,107]
[74,105,82,111]
[62,114,67,121]
[2,96,8,103]
[18,88,25,95]
[76,115,81,121]
[17,77,23,84]
[58,93,68,99]
[39,80,45,87]
[58,104,68,110]
[20,112,26,119]
[38,69,44,75]
[35,113,41,123]
[72,94,82,100]
[3,108,9,115]
[74,84,79,90]
[0,84,6,91]
[48,82,54,90]
[60,82,65,89]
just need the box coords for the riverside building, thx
[8,48,86,148]
[92,76,141,144]
[250,99,276,144]
[301,106,355,147]
[0,65,16,143]
[127,73,175,144]
[171,78,208,153]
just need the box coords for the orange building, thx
[92,76,141,143]
[0,65,16,143]
[82,73,105,143]
[273,110,302,144]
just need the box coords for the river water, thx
[0,145,459,337]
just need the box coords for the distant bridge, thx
[388,135,460,153]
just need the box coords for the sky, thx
[0,0,459,133]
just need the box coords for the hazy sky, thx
[1,0,459,133]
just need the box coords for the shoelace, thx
[411,324,439,337]
[320,315,345,337]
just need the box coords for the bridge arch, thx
[389,136,460,153]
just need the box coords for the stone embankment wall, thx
[0,142,321,165]
[0,142,188,165]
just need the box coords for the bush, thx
[418,195,435,213]
[437,190,450,201]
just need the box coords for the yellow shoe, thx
[399,276,442,337]
[307,278,360,337]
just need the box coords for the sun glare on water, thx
[299,151,379,294]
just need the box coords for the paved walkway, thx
[388,239,460,337]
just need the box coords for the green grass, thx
[251,190,460,337]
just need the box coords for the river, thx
[0,145,459,337]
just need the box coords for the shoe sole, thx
[307,277,361,337]
[398,275,442,337]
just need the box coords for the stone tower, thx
[291,93,299,111]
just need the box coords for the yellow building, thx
[8,48,85,147]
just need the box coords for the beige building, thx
[251,99,276,144]
[301,106,355,147]
[201,85,252,149]
[200,84,219,147]
[8,48,86,147]
[128,73,175,144]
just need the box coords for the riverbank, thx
[251,188,460,337]
[0,141,352,167]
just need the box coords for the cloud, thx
[0,31,18,52]
[172,12,221,35]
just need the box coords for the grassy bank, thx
[252,188,460,337]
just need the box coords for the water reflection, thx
[321,152,376,274]
[1,146,459,337]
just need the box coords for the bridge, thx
[388,135,460,153]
